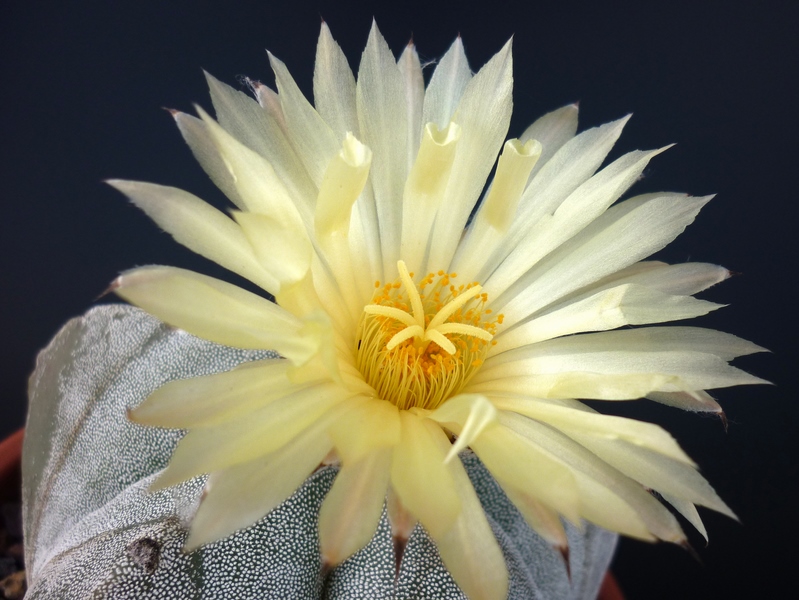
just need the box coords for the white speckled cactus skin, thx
[23,305,616,599]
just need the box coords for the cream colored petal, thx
[152,382,349,490]
[482,145,669,303]
[572,261,730,299]
[432,444,508,600]
[469,116,629,285]
[422,36,472,129]
[185,408,337,549]
[106,179,277,294]
[427,39,513,273]
[473,351,766,400]
[390,411,460,538]
[328,397,401,464]
[428,393,498,462]
[518,103,579,181]
[494,193,714,326]
[646,390,724,414]
[489,395,693,465]
[661,494,708,541]
[398,42,425,171]
[503,486,569,549]
[313,131,372,321]
[112,266,321,364]
[269,51,341,188]
[569,432,735,519]
[478,138,543,233]
[470,425,581,524]
[399,121,461,276]
[357,22,409,275]
[172,111,245,209]
[197,106,310,229]
[501,412,685,543]
[232,210,312,288]
[318,448,392,565]
[131,359,303,428]
[205,72,318,212]
[313,22,359,139]
[491,284,724,354]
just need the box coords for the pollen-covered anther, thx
[356,260,502,410]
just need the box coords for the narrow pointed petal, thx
[152,383,349,490]
[427,39,513,272]
[106,179,277,293]
[112,266,321,364]
[422,36,472,129]
[491,284,723,353]
[398,42,425,170]
[661,494,709,541]
[646,390,724,414]
[196,105,311,227]
[172,111,245,209]
[269,51,340,187]
[313,22,359,139]
[494,193,714,326]
[390,411,460,538]
[204,72,317,209]
[131,359,299,428]
[501,412,686,543]
[433,447,509,600]
[518,103,579,181]
[357,22,409,274]
[318,448,392,565]
[569,433,736,519]
[484,145,669,303]
[185,410,338,549]
[489,395,694,465]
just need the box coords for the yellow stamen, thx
[355,260,503,410]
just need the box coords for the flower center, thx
[355,260,503,410]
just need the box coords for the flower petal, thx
[433,447,509,600]
[357,21,409,275]
[569,432,736,519]
[427,39,513,272]
[501,412,685,542]
[112,266,320,363]
[398,41,425,170]
[268,51,340,187]
[152,382,350,490]
[428,393,498,462]
[318,448,392,565]
[106,179,277,293]
[390,411,460,538]
[471,424,582,524]
[196,105,311,229]
[171,111,245,209]
[328,397,401,464]
[491,284,724,353]
[518,103,579,181]
[422,36,472,129]
[131,359,300,429]
[489,395,694,465]
[185,408,338,550]
[493,193,714,326]
[313,22,359,139]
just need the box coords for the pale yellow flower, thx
[109,23,766,599]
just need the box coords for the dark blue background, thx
[2,1,795,597]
